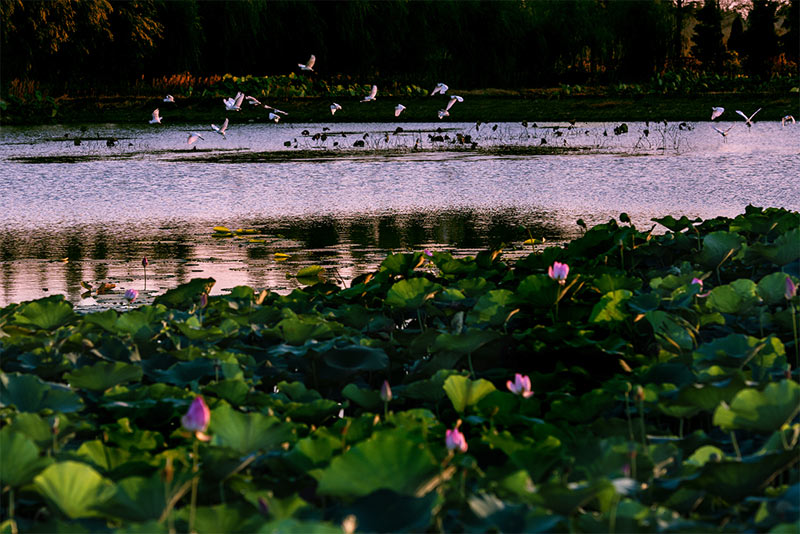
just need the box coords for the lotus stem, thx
[624,391,635,443]
[467,352,475,379]
[9,489,17,534]
[730,431,741,460]
[189,439,199,534]
[791,302,798,369]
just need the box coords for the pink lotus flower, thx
[787,277,797,300]
[124,288,138,303]
[142,257,149,268]
[199,292,208,308]
[424,249,433,257]
[182,396,211,441]
[506,373,534,398]
[445,427,468,453]
[548,262,569,284]
[380,380,392,402]
[691,278,703,287]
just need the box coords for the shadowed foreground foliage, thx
[1,206,799,532]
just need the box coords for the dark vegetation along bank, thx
[1,206,799,532]
[1,0,798,124]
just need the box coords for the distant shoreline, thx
[2,92,797,126]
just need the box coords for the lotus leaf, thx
[433,330,499,356]
[284,429,342,473]
[338,489,439,533]
[256,519,342,534]
[0,373,83,413]
[65,361,142,392]
[34,461,116,519]
[11,296,75,330]
[322,344,389,372]
[76,440,132,474]
[380,252,424,276]
[276,314,335,345]
[694,334,785,370]
[515,274,558,308]
[342,383,382,411]
[210,403,298,454]
[153,277,215,309]
[386,278,442,310]
[315,431,438,498]
[0,426,52,488]
[589,289,632,323]
[646,310,694,352]
[707,279,761,314]
[713,380,800,433]
[696,231,745,268]
[466,289,515,327]
[689,450,799,502]
[204,379,250,406]
[177,503,264,534]
[535,479,617,515]
[443,375,496,413]
[748,227,800,266]
[758,272,798,306]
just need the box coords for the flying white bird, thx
[712,125,734,142]
[394,104,406,117]
[437,109,449,120]
[735,108,761,127]
[265,106,287,115]
[187,132,204,145]
[431,83,449,96]
[223,92,245,111]
[163,95,175,103]
[246,96,262,106]
[149,109,162,124]
[445,95,464,112]
[361,85,378,102]
[330,103,342,115]
[782,115,795,127]
[212,118,229,138]
[268,112,281,123]
[298,55,315,72]
[710,106,724,120]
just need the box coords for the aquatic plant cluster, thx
[1,206,798,533]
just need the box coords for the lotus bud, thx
[124,288,138,303]
[199,292,208,308]
[691,277,703,287]
[506,373,534,398]
[445,426,468,453]
[548,261,569,284]
[182,396,211,441]
[258,497,269,516]
[342,515,357,534]
[142,257,149,268]
[634,385,645,402]
[424,249,433,257]
[380,380,392,402]
[786,277,797,300]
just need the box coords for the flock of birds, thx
[146,55,795,148]
[709,106,794,142]
[145,56,470,147]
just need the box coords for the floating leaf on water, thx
[213,226,231,233]
[96,282,116,295]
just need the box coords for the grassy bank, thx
[2,91,798,126]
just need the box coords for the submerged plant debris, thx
[1,206,798,533]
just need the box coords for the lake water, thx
[1,119,798,310]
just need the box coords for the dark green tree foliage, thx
[691,0,726,68]
[779,0,799,63]
[727,13,747,58]
[744,0,780,76]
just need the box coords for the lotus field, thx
[1,206,799,533]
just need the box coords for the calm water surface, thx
[1,120,798,309]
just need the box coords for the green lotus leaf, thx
[652,215,701,232]
[282,399,341,424]
[466,289,515,327]
[83,309,119,333]
[276,315,335,345]
[295,265,324,279]
[380,252,424,276]
[386,278,442,310]
[283,428,342,473]
[685,445,727,467]
[535,479,617,515]
[433,329,499,355]
[645,311,694,352]
[148,359,217,387]
[696,231,745,268]
[443,375,496,413]
[34,461,116,519]
[690,450,799,502]
[322,345,389,372]
[65,361,143,392]
[11,295,75,330]
[256,519,342,534]
[694,334,785,370]
[589,289,632,323]
[341,383,382,411]
[0,373,83,413]
[153,278,215,310]
[315,431,438,498]
[276,381,322,402]
[663,374,747,417]
[177,503,263,534]
[515,274,558,308]
[100,474,167,522]
[75,440,132,474]
[209,403,297,454]
[0,426,52,488]
[402,370,465,402]
[713,380,800,433]
[204,379,251,406]
[341,489,440,533]
[707,279,760,314]
[593,273,642,293]
[757,272,796,306]
[748,227,800,266]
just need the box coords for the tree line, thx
[1,0,796,94]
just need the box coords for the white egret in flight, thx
[246,96,262,106]
[298,55,315,71]
[712,125,734,142]
[163,95,175,103]
[268,112,281,123]
[710,107,724,120]
[212,118,229,138]
[361,85,378,102]
[330,103,342,115]
[149,109,162,124]
[187,132,204,145]
[223,92,245,111]
[782,115,795,127]
[446,95,464,112]
[735,108,761,127]
[431,83,449,96]
[394,104,406,117]
[437,109,449,119]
